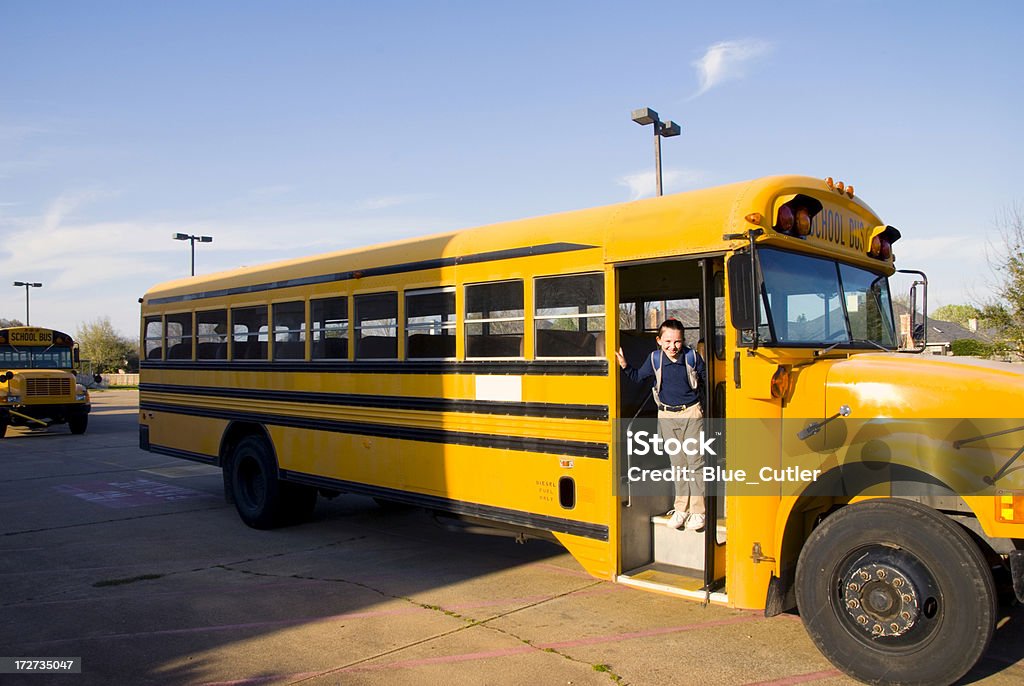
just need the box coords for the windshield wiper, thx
[814,338,892,358]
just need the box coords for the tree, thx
[76,317,135,373]
[950,339,993,357]
[0,318,25,328]
[932,304,982,327]
[982,204,1024,358]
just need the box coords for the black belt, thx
[657,402,697,412]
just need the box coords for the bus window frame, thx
[464,279,525,360]
[406,286,456,360]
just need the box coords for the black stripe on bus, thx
[147,242,599,305]
[278,470,609,542]
[140,401,609,459]
[140,383,608,421]
[149,444,218,466]
[140,359,609,376]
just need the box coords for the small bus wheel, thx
[795,499,995,685]
[230,435,286,529]
[68,414,88,435]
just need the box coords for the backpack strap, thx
[651,350,663,402]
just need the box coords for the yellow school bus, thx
[139,175,1024,685]
[0,326,90,436]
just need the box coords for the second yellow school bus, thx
[140,175,1024,685]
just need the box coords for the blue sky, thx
[1,1,1020,337]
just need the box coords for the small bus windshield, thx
[757,247,897,347]
[0,346,74,370]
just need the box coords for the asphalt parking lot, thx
[1,390,1023,685]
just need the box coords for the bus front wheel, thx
[68,414,88,435]
[229,435,287,529]
[795,499,995,686]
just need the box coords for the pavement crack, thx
[1,505,226,537]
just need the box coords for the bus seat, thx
[467,334,523,358]
[407,333,455,359]
[196,342,226,360]
[146,346,163,360]
[313,337,348,359]
[358,335,397,359]
[536,329,599,358]
[167,343,192,360]
[273,341,305,360]
[618,331,657,418]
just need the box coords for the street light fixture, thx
[631,107,681,197]
[12,281,42,325]
[172,233,214,276]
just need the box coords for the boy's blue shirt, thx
[623,347,705,407]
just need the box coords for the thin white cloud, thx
[691,39,773,98]
[359,193,434,211]
[617,168,709,201]
[0,189,457,336]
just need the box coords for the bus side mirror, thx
[73,347,81,366]
[727,254,755,331]
[93,374,103,384]
[2,371,13,381]
[897,269,928,352]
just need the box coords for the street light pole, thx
[12,281,42,325]
[172,233,214,276]
[631,107,681,197]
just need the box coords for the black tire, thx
[0,420,7,438]
[68,414,88,435]
[229,435,286,529]
[282,482,318,523]
[795,499,995,686]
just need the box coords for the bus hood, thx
[823,353,1024,420]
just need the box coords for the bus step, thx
[650,515,726,570]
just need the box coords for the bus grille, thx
[25,378,72,397]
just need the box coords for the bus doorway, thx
[615,256,727,600]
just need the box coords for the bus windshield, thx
[0,346,74,370]
[757,247,897,347]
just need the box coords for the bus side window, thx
[355,293,398,360]
[465,280,524,359]
[196,310,228,360]
[143,316,163,360]
[311,297,348,359]
[272,301,306,360]
[535,273,604,358]
[231,306,269,360]
[165,312,194,360]
[406,287,456,359]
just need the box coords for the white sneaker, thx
[667,510,687,529]
[685,513,706,531]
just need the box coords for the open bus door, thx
[615,256,727,602]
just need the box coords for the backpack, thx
[651,347,701,406]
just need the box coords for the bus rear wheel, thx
[795,499,995,686]
[230,435,287,529]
